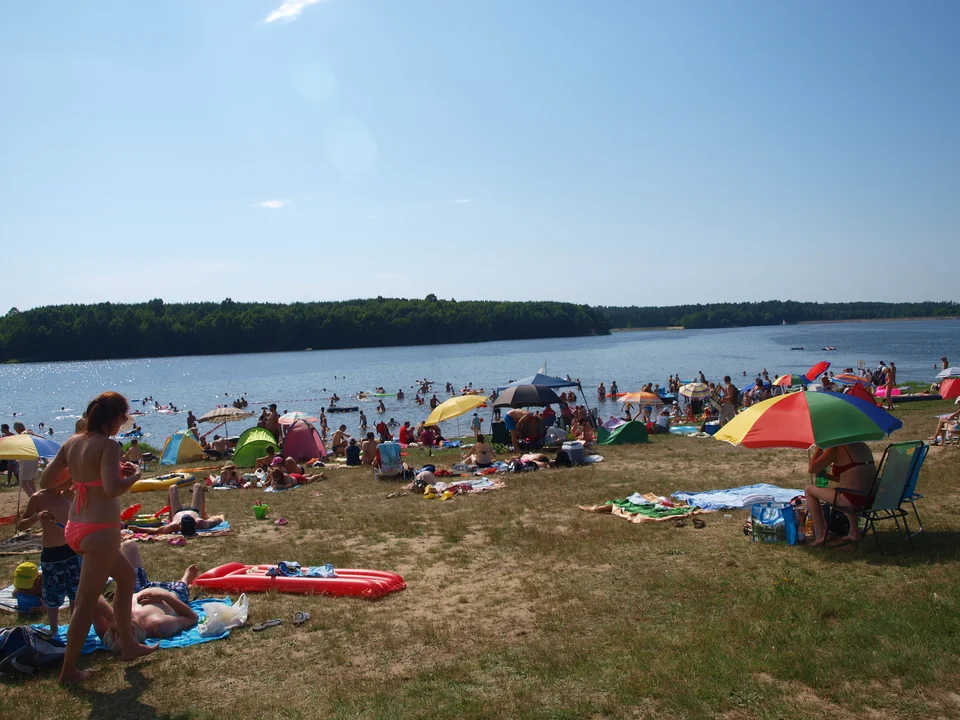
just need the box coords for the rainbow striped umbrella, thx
[831,373,871,387]
[773,374,808,387]
[0,434,62,460]
[714,391,902,449]
[620,391,663,406]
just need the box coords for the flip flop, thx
[168,537,186,547]
[294,611,311,626]
[274,517,288,526]
[252,619,282,632]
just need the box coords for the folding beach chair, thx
[373,442,403,482]
[832,440,925,553]
[899,442,929,536]
[490,422,511,453]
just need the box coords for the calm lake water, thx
[1,319,957,442]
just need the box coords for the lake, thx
[1,319,956,443]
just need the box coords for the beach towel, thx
[579,499,702,524]
[671,483,802,511]
[0,584,70,614]
[375,442,403,476]
[0,533,42,556]
[263,484,301,493]
[32,598,235,655]
[123,521,232,543]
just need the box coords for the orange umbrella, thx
[620,391,663,405]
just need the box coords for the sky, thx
[1,0,958,310]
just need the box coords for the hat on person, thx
[222,460,237,471]
[13,562,39,590]
[270,456,284,467]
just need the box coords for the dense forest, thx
[0,297,608,362]
[603,301,960,330]
[0,298,956,363]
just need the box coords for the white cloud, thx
[253,199,289,209]
[453,198,471,204]
[264,0,326,24]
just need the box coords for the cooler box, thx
[562,441,585,465]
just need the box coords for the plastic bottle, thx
[815,473,830,488]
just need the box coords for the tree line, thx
[0,298,956,363]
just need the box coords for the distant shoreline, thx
[611,316,959,332]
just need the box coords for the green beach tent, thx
[232,426,279,467]
[598,421,649,445]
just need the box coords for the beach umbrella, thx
[426,395,489,425]
[805,361,831,381]
[279,411,319,425]
[493,385,562,408]
[714,391,902,450]
[831,373,871,387]
[773,374,808,387]
[679,382,712,399]
[936,367,960,379]
[846,383,879,406]
[620,391,663,406]
[940,378,960,400]
[197,407,254,436]
[0,434,61,461]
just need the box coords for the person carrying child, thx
[16,485,81,633]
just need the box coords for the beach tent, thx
[598,420,649,445]
[282,420,328,461]
[160,431,206,466]
[232,427,278,467]
[846,383,880,406]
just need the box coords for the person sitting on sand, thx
[331,426,349,457]
[466,434,496,468]
[255,446,278,470]
[361,432,379,465]
[803,442,875,547]
[128,484,225,536]
[93,541,199,647]
[345,438,361,466]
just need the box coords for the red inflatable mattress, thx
[193,562,406,599]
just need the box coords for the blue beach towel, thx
[672,483,803,512]
[32,598,235,655]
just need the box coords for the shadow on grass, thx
[71,665,174,720]
[814,530,960,566]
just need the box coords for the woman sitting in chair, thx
[804,442,876,547]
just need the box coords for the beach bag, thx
[0,626,66,677]
[198,595,248,638]
[751,503,798,545]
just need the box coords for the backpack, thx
[0,626,66,677]
[730,385,741,407]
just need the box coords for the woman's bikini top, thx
[833,448,875,477]
[72,479,104,511]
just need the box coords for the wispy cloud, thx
[453,198,471,204]
[264,0,326,24]
[253,199,289,209]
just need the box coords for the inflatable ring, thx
[130,472,196,494]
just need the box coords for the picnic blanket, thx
[0,532,42,556]
[123,520,232,543]
[580,494,702,524]
[0,584,70,614]
[32,598,235,654]
[671,483,802,511]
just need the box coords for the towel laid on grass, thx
[32,598,235,654]
[671,483,802,511]
[579,497,702,524]
[0,532,42,556]
[0,584,70,614]
[123,520,232,543]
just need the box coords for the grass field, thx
[1,401,959,719]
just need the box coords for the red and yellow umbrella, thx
[714,391,902,449]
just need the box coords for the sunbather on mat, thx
[94,543,199,647]
[128,484,224,536]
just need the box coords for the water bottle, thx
[815,473,830,488]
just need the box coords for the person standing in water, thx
[40,391,157,684]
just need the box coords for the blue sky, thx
[2,0,958,310]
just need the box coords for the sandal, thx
[274,517,288,526]
[673,519,686,528]
[252,619,283,632]
[692,518,706,529]
[294,611,311,626]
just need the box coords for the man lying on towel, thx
[93,541,199,648]
[129,484,225,536]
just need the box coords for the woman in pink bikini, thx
[803,441,876,547]
[40,391,157,683]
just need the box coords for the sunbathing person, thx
[128,484,225,536]
[803,442,876,547]
[466,434,496,468]
[217,461,243,487]
[93,542,199,646]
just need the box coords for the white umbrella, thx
[198,407,254,436]
[936,367,960,379]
